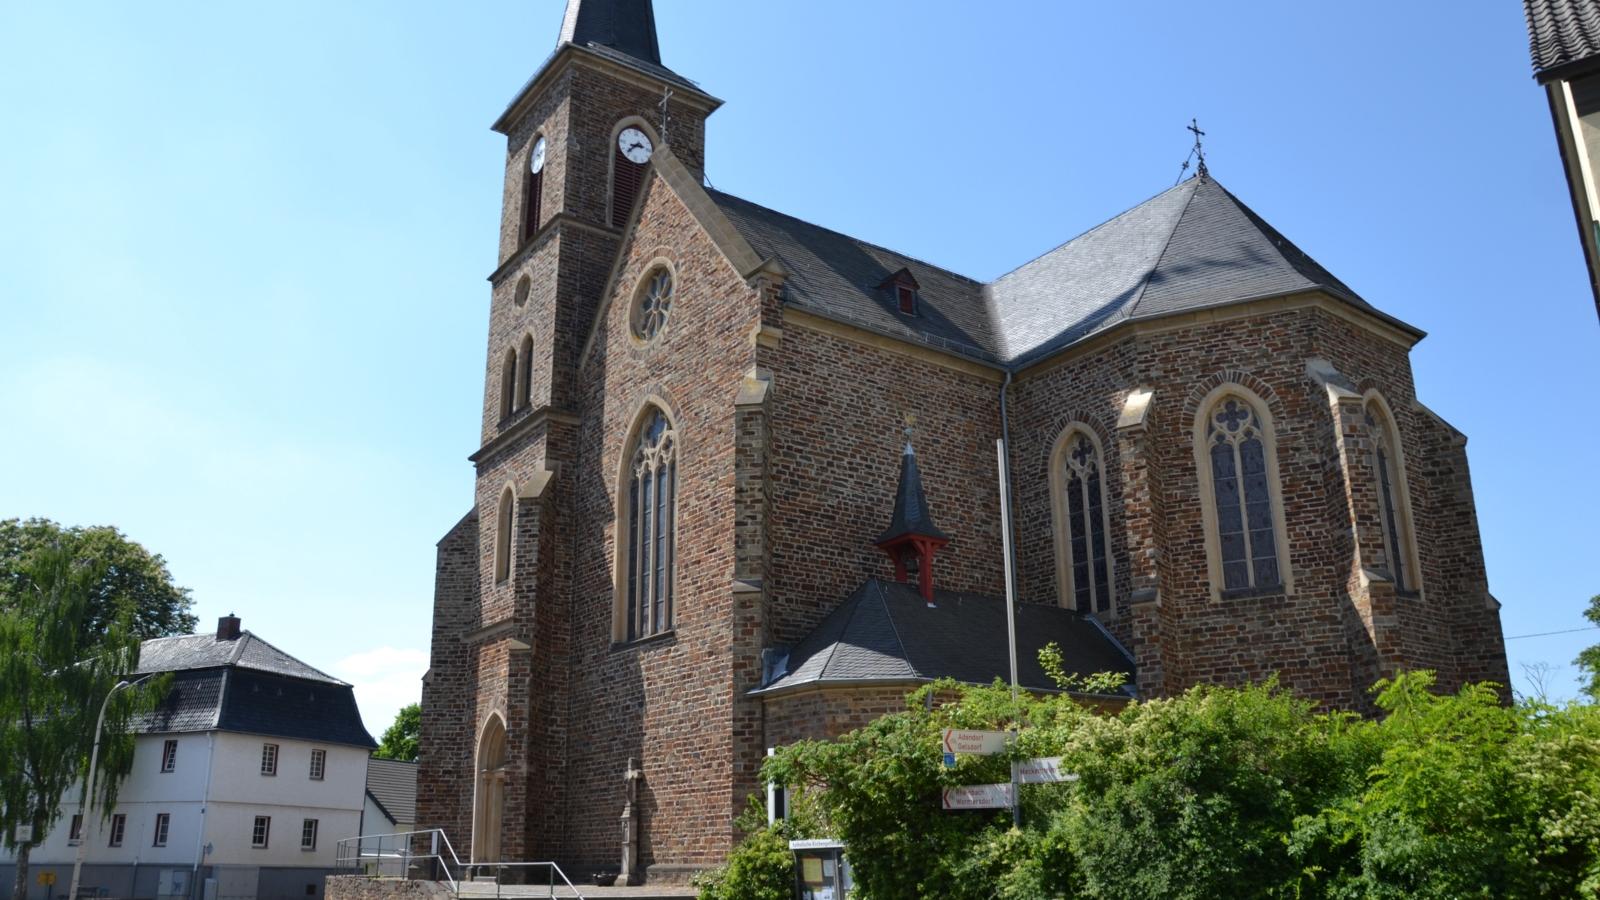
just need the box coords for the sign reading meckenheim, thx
[942,783,1015,810]
[1013,756,1079,785]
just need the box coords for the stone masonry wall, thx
[563,170,761,877]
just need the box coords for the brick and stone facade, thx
[416,0,1509,883]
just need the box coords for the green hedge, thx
[714,663,1600,899]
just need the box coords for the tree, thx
[0,518,196,640]
[0,542,164,900]
[1575,594,1600,700]
[375,703,421,761]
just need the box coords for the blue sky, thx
[1,1,1596,732]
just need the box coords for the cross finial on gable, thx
[1177,117,1210,184]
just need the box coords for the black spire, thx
[877,440,950,544]
[558,0,663,66]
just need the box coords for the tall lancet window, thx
[1204,394,1282,594]
[624,407,676,639]
[1365,399,1418,595]
[1051,427,1113,616]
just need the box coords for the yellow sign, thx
[36,872,56,887]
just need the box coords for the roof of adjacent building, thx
[1525,0,1600,77]
[136,630,345,685]
[129,629,376,749]
[756,579,1135,696]
[366,758,418,827]
[709,176,1416,370]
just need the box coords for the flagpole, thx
[996,438,1021,827]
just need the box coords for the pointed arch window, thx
[622,408,676,639]
[494,486,514,584]
[517,335,534,410]
[522,137,546,245]
[1050,427,1114,616]
[498,348,517,420]
[1200,393,1285,595]
[1365,399,1419,595]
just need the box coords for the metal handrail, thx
[333,829,585,899]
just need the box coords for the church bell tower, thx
[433,0,724,871]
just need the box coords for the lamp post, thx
[68,674,152,900]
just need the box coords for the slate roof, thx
[560,0,662,67]
[366,759,418,827]
[709,190,999,361]
[136,631,345,685]
[709,176,1414,370]
[878,443,949,544]
[756,579,1135,696]
[1525,0,1600,77]
[128,630,376,748]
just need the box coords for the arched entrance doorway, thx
[472,714,507,863]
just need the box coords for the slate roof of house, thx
[136,631,345,685]
[366,758,418,827]
[709,176,1416,370]
[1525,0,1600,77]
[756,579,1135,696]
[128,630,376,748]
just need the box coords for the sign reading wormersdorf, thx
[943,729,1009,756]
[1013,756,1079,785]
[942,783,1014,810]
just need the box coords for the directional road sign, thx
[942,783,1014,810]
[1013,756,1079,785]
[942,729,1009,756]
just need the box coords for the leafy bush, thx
[720,654,1600,900]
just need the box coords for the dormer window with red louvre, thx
[879,268,921,316]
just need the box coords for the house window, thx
[108,814,126,847]
[68,814,83,845]
[1051,427,1114,616]
[1198,391,1287,597]
[1365,398,1420,595]
[620,406,677,641]
[153,813,170,848]
[309,748,326,781]
[261,743,279,776]
[301,818,319,851]
[161,739,177,773]
[252,816,271,849]
[495,486,515,584]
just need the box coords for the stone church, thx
[417,0,1510,882]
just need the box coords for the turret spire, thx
[875,419,950,604]
[558,0,663,66]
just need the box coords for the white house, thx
[0,616,377,900]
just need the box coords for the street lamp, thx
[67,674,153,900]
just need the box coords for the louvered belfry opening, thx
[522,168,542,245]
[612,146,646,228]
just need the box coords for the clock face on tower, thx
[618,127,653,164]
[530,137,546,174]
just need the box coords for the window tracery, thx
[1055,429,1113,615]
[1205,395,1282,593]
[623,408,676,639]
